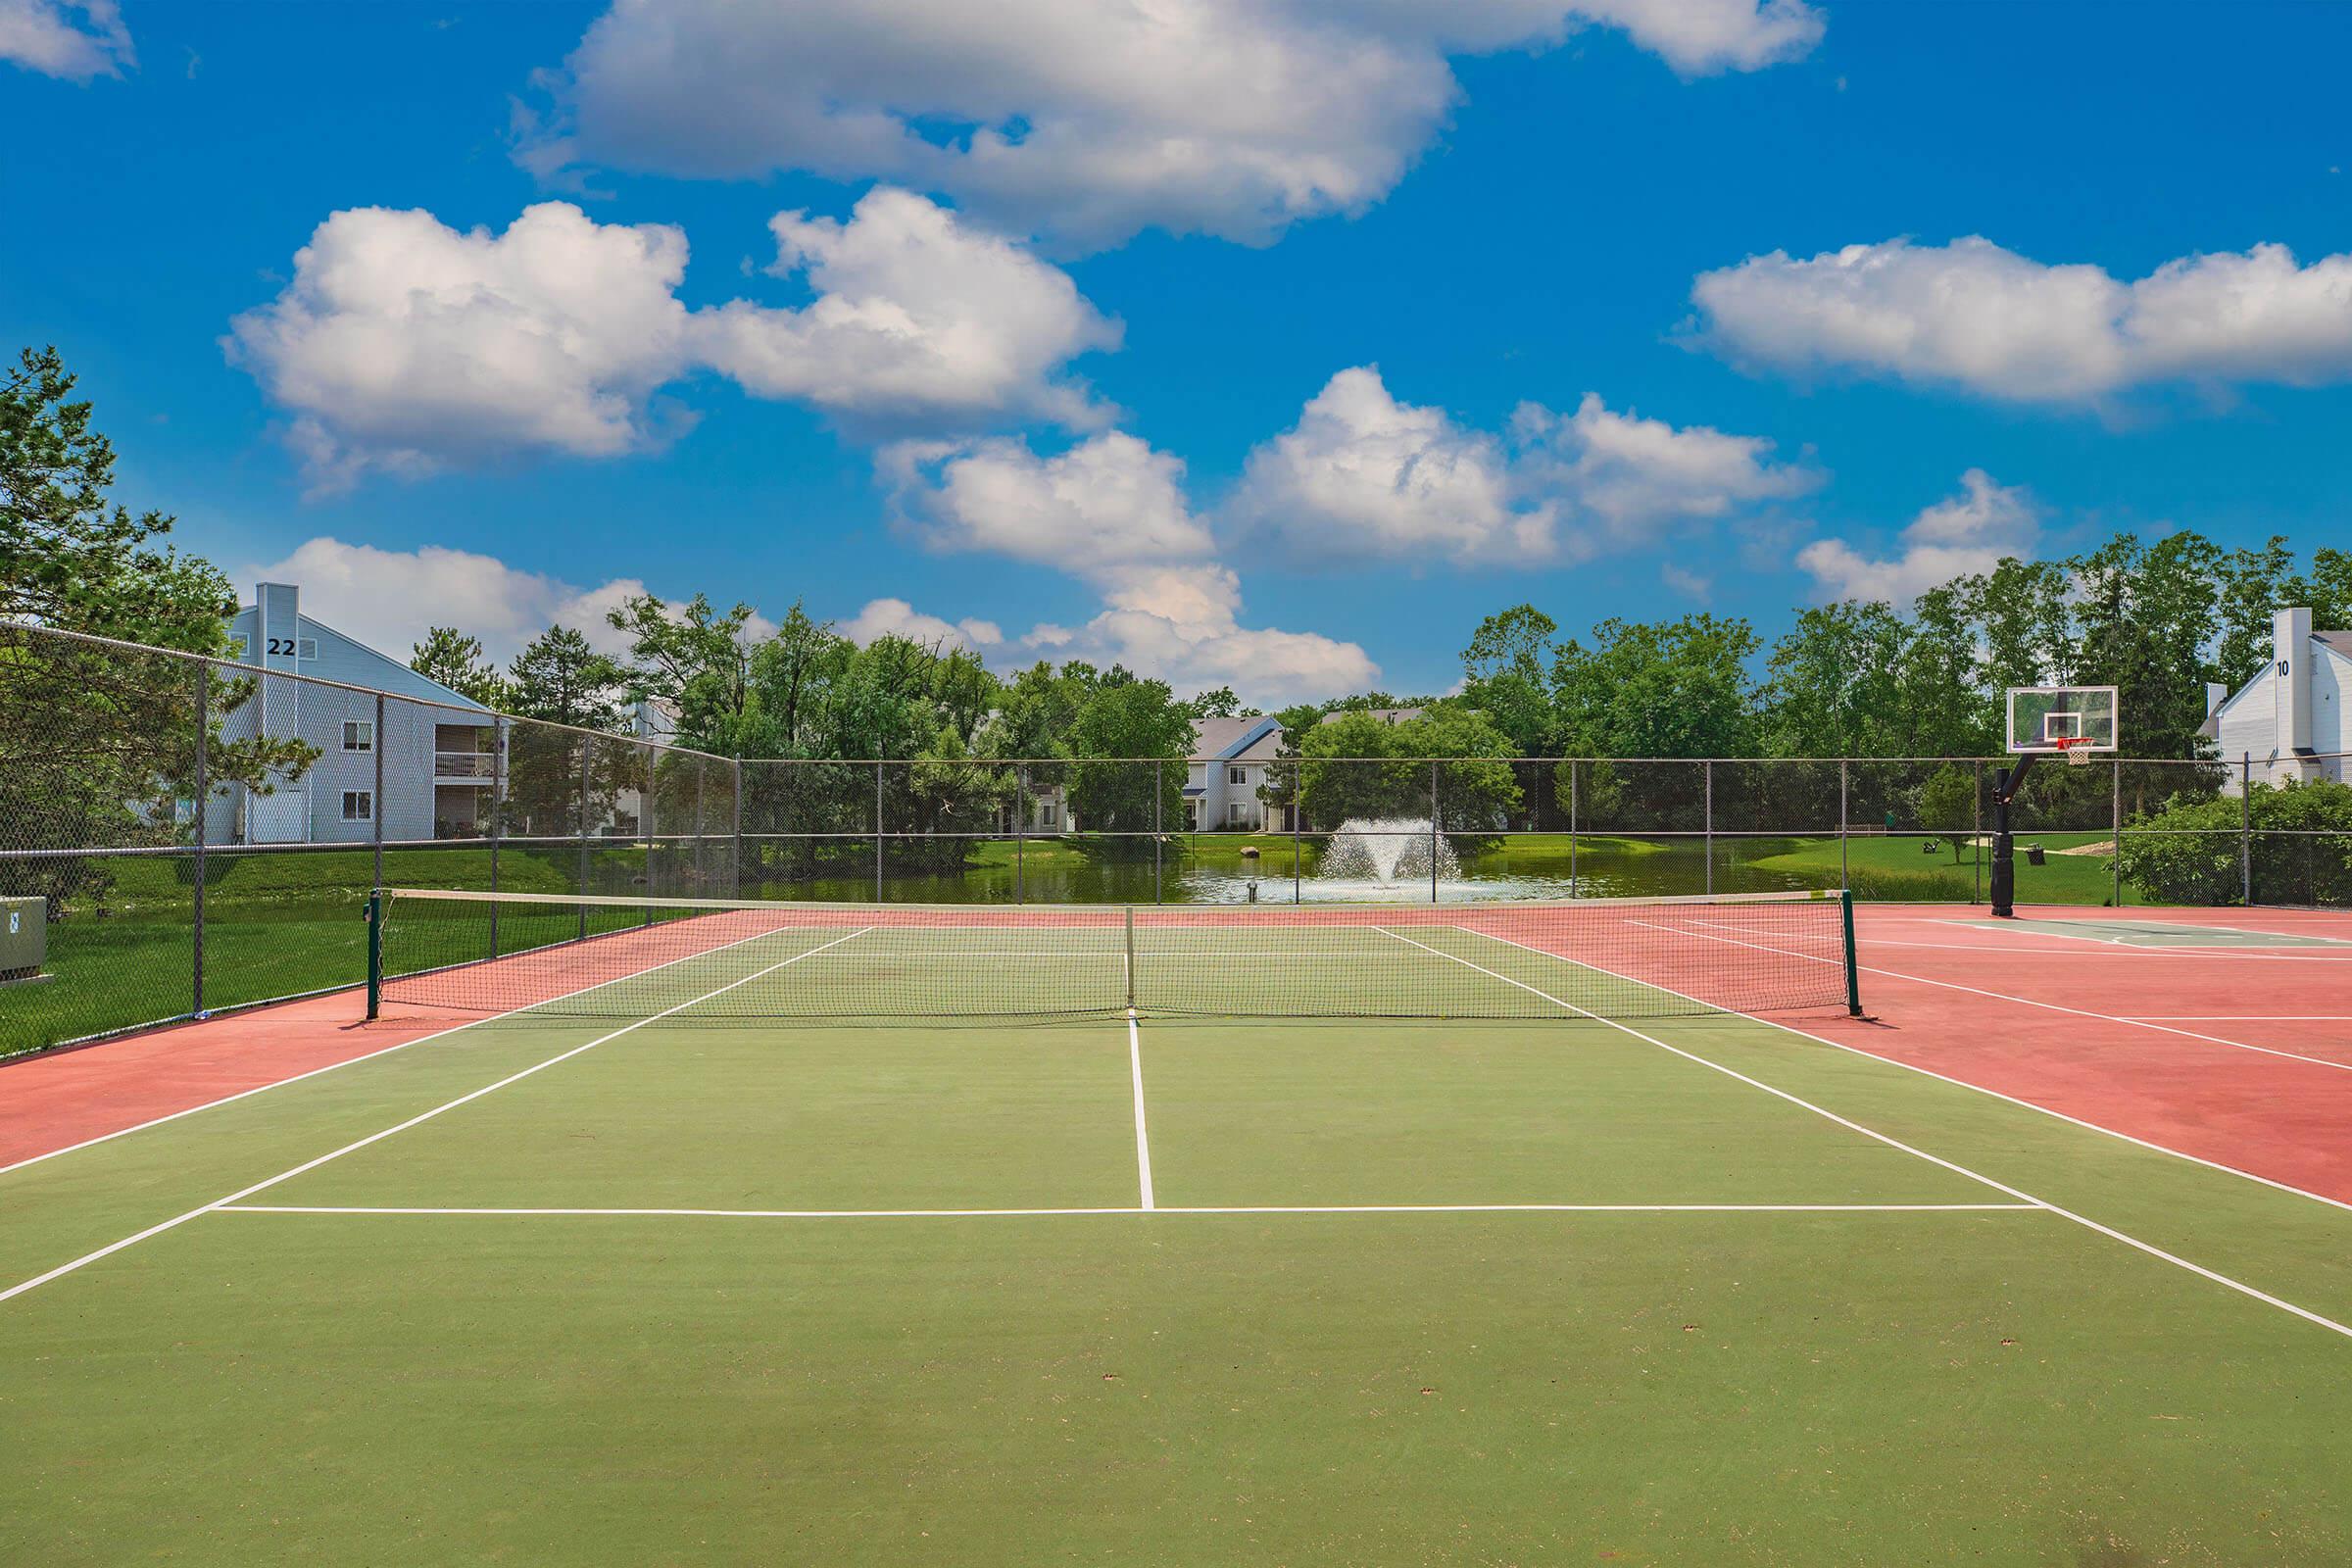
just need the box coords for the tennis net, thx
[366,888,1861,1024]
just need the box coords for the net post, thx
[1840,888,1862,1017]
[365,890,383,1020]
[192,661,209,1019]
[1123,906,1137,1014]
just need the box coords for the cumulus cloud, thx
[1036,564,1381,707]
[0,0,132,80]
[1690,236,2352,404]
[694,186,1119,428]
[1796,469,2039,605]
[239,537,772,663]
[520,0,1822,251]
[880,429,1214,574]
[1231,367,1817,564]
[225,204,701,493]
[228,192,1117,489]
[841,597,1004,653]
[879,431,1376,705]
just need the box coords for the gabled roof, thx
[1191,714,1283,760]
[228,603,490,711]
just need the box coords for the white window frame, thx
[343,719,373,753]
[341,790,373,822]
[1226,800,1249,827]
[1228,765,1248,786]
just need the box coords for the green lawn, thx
[4,926,2350,1563]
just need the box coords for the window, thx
[342,720,373,753]
[1228,765,1248,786]
[227,636,248,658]
[341,791,373,822]
[1226,801,1250,827]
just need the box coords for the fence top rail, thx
[1,617,735,766]
[743,753,2318,767]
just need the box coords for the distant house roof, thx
[1320,707,1425,726]
[1191,714,1283,761]
[228,599,489,712]
[2314,630,2352,659]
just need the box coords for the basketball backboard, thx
[2005,685,2119,754]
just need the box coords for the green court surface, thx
[1947,914,2352,948]
[6,922,2352,1565]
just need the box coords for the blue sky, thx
[8,1,2352,705]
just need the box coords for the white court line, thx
[1467,924,2352,1222]
[2125,1016,2352,1022]
[0,917,856,1182]
[1838,936,2352,961]
[1397,926,2352,1344]
[0,927,874,1307]
[1127,1015,1155,1211]
[214,1201,2042,1218]
[1642,919,2352,1076]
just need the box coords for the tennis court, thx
[6,892,2352,1565]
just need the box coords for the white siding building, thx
[2206,607,2352,791]
[1185,716,1286,830]
[204,582,494,844]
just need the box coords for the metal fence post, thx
[488,717,504,957]
[1430,759,1441,905]
[874,760,885,903]
[731,758,745,899]
[1568,760,1579,896]
[1292,760,1302,905]
[1703,759,1714,897]
[1973,760,1984,905]
[2111,758,2123,908]
[192,662,208,1019]
[1153,760,1163,905]
[577,739,594,899]
[371,692,386,897]
[643,751,657,899]
[1838,759,1849,890]
[2241,753,2253,906]
[696,762,709,894]
[1014,765,1026,905]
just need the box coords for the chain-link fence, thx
[0,621,740,1056]
[7,618,2352,1055]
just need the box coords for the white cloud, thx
[878,431,1375,704]
[238,537,772,664]
[229,192,1117,491]
[0,0,132,80]
[225,204,701,494]
[1036,564,1380,707]
[880,430,1214,574]
[841,597,1004,653]
[694,187,1119,428]
[1660,562,1711,602]
[1795,469,2039,605]
[1231,367,1816,564]
[1690,236,2352,404]
[521,0,1822,251]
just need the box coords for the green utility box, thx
[0,896,47,984]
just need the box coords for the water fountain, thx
[1318,817,1460,884]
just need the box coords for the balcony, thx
[434,751,497,783]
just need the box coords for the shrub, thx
[2117,777,2352,906]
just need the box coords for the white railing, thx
[434,751,495,780]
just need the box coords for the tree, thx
[1065,675,1191,838]
[1759,602,1909,758]
[506,625,625,730]
[411,626,510,710]
[607,592,758,754]
[1299,705,1521,831]
[2214,536,2299,691]
[2118,779,2352,906]
[2070,531,2220,760]
[1460,604,1559,755]
[1967,557,2077,691]
[1183,685,1243,720]
[1919,764,1977,863]
[1,346,313,913]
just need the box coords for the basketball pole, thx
[1988,751,2036,919]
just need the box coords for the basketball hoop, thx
[2053,736,2095,766]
